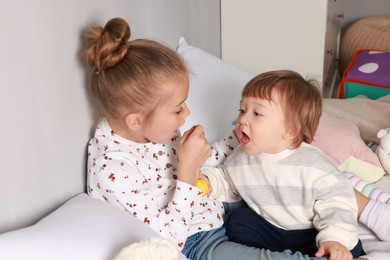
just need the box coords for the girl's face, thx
[143,75,190,144]
[235,95,292,155]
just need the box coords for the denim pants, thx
[226,206,365,258]
[182,201,327,260]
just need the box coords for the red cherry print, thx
[108,173,115,182]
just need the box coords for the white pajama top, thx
[87,118,238,250]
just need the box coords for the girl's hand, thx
[315,241,352,260]
[178,125,211,186]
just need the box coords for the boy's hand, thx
[315,241,352,260]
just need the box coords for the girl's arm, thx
[204,130,239,167]
[88,153,206,251]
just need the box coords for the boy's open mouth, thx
[240,132,250,145]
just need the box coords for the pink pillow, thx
[312,112,382,168]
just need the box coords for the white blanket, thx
[324,95,390,143]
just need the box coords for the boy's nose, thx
[237,116,248,126]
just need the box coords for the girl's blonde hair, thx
[85,17,188,119]
[242,70,322,148]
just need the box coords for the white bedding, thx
[0,38,389,260]
[0,193,158,260]
[0,192,388,260]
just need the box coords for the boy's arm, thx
[313,173,359,251]
[200,165,241,203]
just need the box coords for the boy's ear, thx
[283,126,298,140]
[124,113,144,131]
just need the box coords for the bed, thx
[0,37,389,259]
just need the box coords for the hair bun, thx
[86,17,131,72]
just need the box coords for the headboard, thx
[0,0,220,234]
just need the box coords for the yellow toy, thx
[196,179,209,197]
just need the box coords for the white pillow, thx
[177,37,252,143]
[0,193,157,260]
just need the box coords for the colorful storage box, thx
[339,49,390,99]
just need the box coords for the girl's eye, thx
[238,109,245,114]
[254,112,262,117]
[176,109,183,114]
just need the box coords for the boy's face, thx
[235,95,293,155]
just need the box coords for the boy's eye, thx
[254,112,262,117]
[238,109,245,114]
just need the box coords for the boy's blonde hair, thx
[242,70,322,148]
[85,17,188,119]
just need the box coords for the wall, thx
[220,0,331,88]
[0,0,220,234]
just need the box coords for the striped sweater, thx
[202,142,359,249]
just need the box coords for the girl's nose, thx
[182,103,190,118]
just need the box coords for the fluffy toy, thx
[114,236,183,260]
[376,128,390,174]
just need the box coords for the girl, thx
[84,17,323,260]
